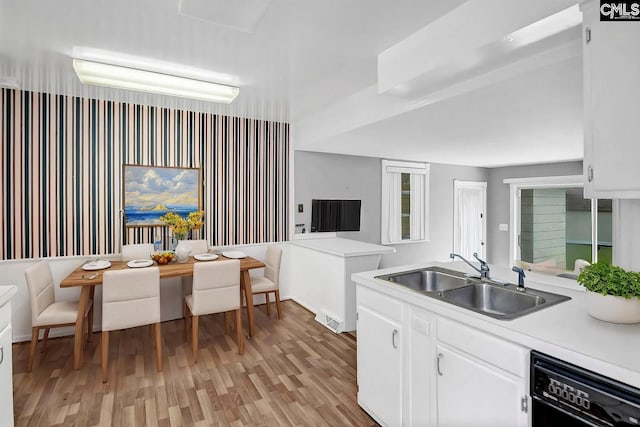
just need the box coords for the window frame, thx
[381,160,430,245]
[504,175,613,270]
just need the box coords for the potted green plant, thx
[577,262,640,324]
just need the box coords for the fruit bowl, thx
[151,251,175,265]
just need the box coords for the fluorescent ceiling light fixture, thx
[72,47,236,84]
[504,5,582,48]
[72,59,239,104]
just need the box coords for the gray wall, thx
[486,161,583,267]
[294,151,488,268]
[294,151,381,243]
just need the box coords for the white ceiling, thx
[297,56,584,168]
[0,0,584,167]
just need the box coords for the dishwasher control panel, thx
[531,351,640,426]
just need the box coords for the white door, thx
[436,344,527,427]
[357,306,402,426]
[453,180,487,259]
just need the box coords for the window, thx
[381,160,430,244]
[505,175,613,276]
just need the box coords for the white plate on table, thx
[221,251,247,259]
[194,253,218,261]
[127,259,153,268]
[82,260,112,271]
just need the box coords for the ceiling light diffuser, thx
[72,59,239,104]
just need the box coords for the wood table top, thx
[60,255,265,288]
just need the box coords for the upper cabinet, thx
[582,0,640,198]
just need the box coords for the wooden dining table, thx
[60,255,265,370]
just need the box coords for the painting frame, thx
[123,164,202,228]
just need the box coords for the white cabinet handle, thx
[0,346,3,365]
[392,329,398,349]
[437,352,444,376]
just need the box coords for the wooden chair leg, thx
[265,292,271,316]
[101,331,109,383]
[236,308,244,355]
[41,328,50,353]
[184,302,191,342]
[87,304,94,343]
[87,288,95,343]
[192,315,199,364]
[224,312,233,335]
[28,327,40,372]
[155,323,162,372]
[275,290,282,320]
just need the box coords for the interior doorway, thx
[453,180,487,259]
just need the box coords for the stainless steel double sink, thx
[375,266,570,320]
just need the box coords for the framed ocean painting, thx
[123,165,202,227]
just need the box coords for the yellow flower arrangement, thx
[159,210,205,240]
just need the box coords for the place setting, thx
[194,253,218,261]
[221,250,247,259]
[81,259,112,271]
[127,259,154,268]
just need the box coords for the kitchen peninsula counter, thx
[353,261,640,389]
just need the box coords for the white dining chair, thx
[180,239,209,296]
[250,246,283,319]
[121,243,154,261]
[178,239,209,255]
[101,267,161,382]
[184,260,243,363]
[24,261,94,372]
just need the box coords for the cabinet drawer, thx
[357,286,403,322]
[0,302,10,332]
[437,316,527,377]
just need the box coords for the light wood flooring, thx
[12,300,377,426]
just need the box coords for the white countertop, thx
[292,237,395,258]
[0,285,17,307]
[353,261,640,389]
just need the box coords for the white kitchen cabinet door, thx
[0,325,14,426]
[582,1,640,198]
[357,305,402,427]
[408,308,433,426]
[436,344,526,427]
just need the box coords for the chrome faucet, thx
[449,252,490,279]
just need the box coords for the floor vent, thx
[315,311,343,333]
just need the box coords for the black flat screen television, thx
[311,199,361,232]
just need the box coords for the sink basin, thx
[376,266,571,320]
[441,282,570,320]
[376,266,477,293]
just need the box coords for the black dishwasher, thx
[531,351,640,426]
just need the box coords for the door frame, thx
[453,180,487,259]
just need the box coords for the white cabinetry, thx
[436,318,528,427]
[436,345,526,427]
[582,0,640,198]
[0,288,16,427]
[357,286,403,426]
[356,284,528,427]
[408,308,433,426]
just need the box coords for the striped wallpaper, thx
[0,89,289,260]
